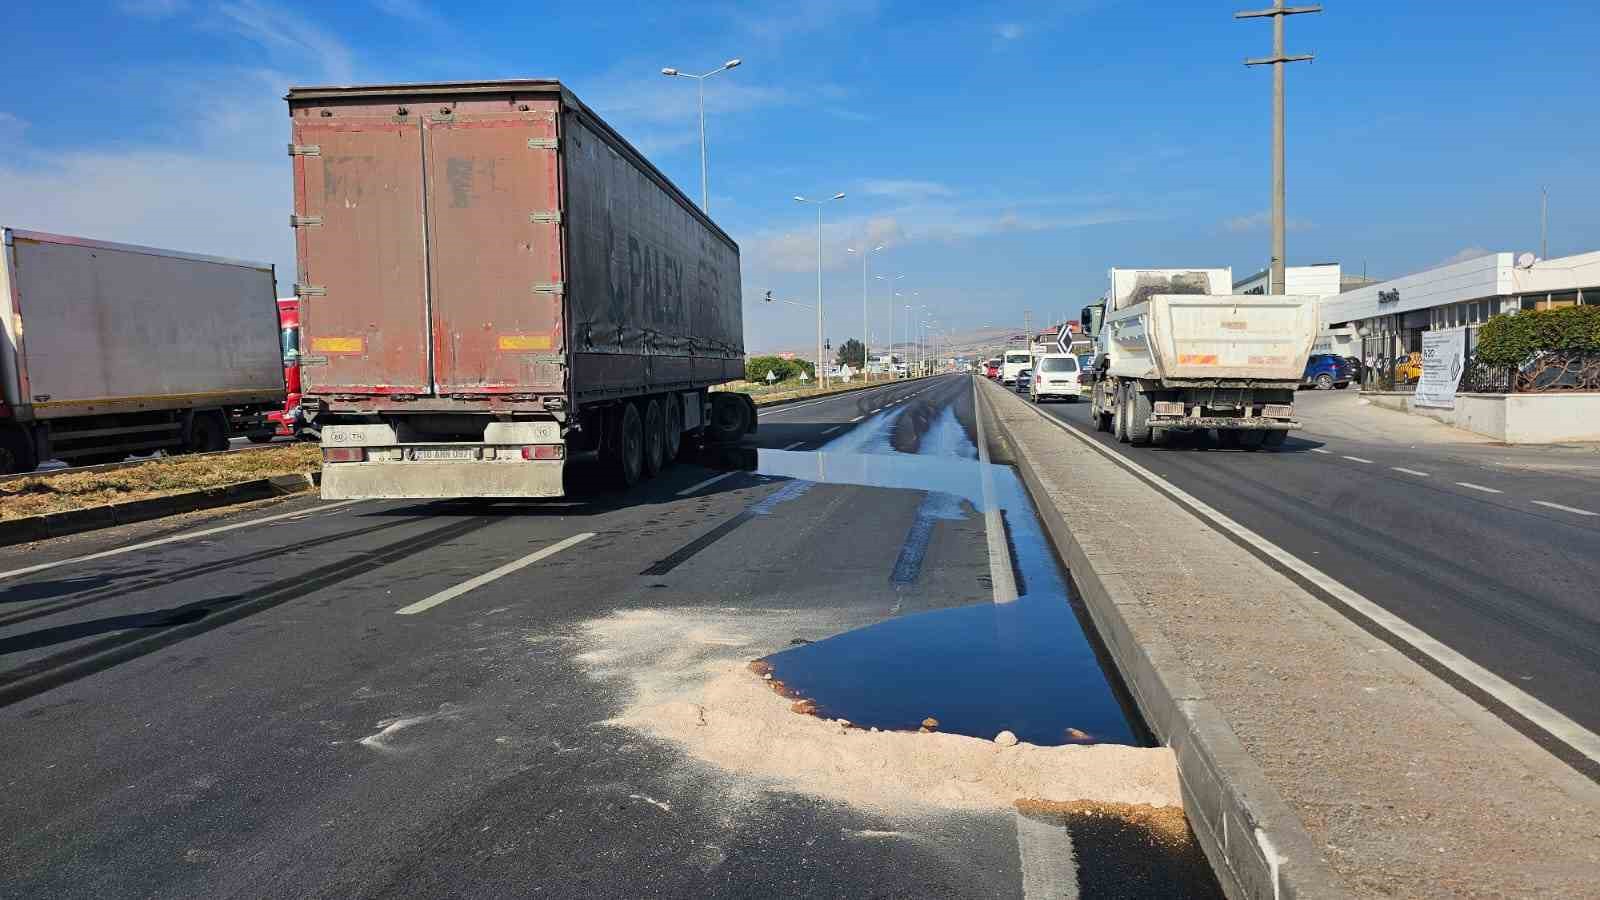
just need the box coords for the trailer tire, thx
[183,411,229,454]
[1216,429,1242,450]
[663,394,683,463]
[642,398,666,478]
[616,402,644,488]
[1127,389,1153,445]
[1262,429,1288,449]
[706,393,750,444]
[0,426,38,475]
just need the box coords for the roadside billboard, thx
[1414,327,1467,409]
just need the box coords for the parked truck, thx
[0,228,285,473]
[285,80,754,499]
[259,296,305,442]
[1082,268,1318,449]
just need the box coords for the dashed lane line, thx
[1392,467,1431,477]
[781,441,806,450]
[820,426,841,435]
[1310,448,1331,454]
[1531,500,1598,517]
[1342,455,1374,464]
[1456,482,1503,494]
[395,532,595,615]
[0,500,366,583]
[676,471,739,497]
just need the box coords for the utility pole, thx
[1236,0,1319,295]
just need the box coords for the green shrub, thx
[1475,305,1600,367]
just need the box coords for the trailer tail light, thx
[1263,404,1294,418]
[520,444,565,461]
[322,447,366,463]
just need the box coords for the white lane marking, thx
[1015,810,1079,900]
[1022,401,1600,766]
[755,380,918,417]
[676,471,738,497]
[1342,455,1374,464]
[1392,467,1431,477]
[395,532,594,615]
[0,499,365,583]
[781,441,806,451]
[971,379,1020,603]
[850,415,865,423]
[820,426,841,435]
[1531,500,1598,517]
[1310,448,1331,454]
[1456,481,1503,494]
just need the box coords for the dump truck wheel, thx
[706,393,748,444]
[1262,429,1288,449]
[1127,389,1153,445]
[0,426,38,475]
[1113,388,1130,443]
[642,398,665,478]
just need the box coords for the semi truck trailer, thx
[285,80,754,500]
[1082,268,1318,450]
[0,228,285,473]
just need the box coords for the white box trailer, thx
[0,229,284,472]
[1083,268,1318,449]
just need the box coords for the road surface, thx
[0,375,1218,899]
[1031,386,1600,759]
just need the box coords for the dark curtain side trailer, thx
[285,80,753,500]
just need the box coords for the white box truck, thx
[1082,268,1318,449]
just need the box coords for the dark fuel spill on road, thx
[712,396,1143,747]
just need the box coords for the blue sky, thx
[2,1,1596,353]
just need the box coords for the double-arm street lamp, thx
[660,58,742,213]
[846,244,884,380]
[794,192,846,385]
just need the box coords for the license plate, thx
[412,448,477,461]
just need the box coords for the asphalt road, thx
[1028,385,1600,746]
[0,375,1217,899]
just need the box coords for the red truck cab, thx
[264,297,302,440]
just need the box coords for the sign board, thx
[1414,327,1466,409]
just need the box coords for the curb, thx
[974,379,1347,900]
[0,473,317,549]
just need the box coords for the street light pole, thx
[762,291,822,385]
[847,244,884,381]
[876,272,903,378]
[794,192,846,386]
[661,58,742,213]
[1236,1,1318,295]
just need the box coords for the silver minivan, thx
[1028,353,1083,403]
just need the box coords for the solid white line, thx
[1024,403,1600,766]
[1342,455,1374,464]
[1310,448,1331,454]
[676,471,738,497]
[1456,481,1503,494]
[781,441,806,450]
[971,380,1020,603]
[395,532,594,615]
[0,499,365,582]
[1015,810,1080,900]
[1392,467,1431,477]
[820,426,841,435]
[1531,500,1598,517]
[754,381,906,417]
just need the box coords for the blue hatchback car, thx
[1301,353,1351,390]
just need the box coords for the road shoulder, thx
[977,377,1600,899]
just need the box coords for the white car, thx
[1028,353,1083,403]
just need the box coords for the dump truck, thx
[0,228,285,473]
[285,80,753,499]
[1081,268,1318,449]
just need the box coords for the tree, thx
[745,356,794,383]
[835,337,865,368]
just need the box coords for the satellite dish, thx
[1516,252,1537,269]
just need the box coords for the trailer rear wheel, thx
[616,402,644,488]
[1127,389,1153,445]
[706,393,751,444]
[642,398,666,478]
[1215,429,1242,450]
[662,394,683,463]
[0,426,38,475]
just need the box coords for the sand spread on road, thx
[575,606,1181,816]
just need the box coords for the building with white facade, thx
[1232,262,1378,298]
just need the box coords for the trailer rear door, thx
[291,113,430,395]
[422,100,565,395]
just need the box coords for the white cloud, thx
[1224,210,1314,233]
[860,179,955,200]
[119,0,187,17]
[1436,246,1492,267]
[215,0,355,84]
[731,0,880,41]
[994,22,1027,40]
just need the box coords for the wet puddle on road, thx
[709,403,1142,747]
